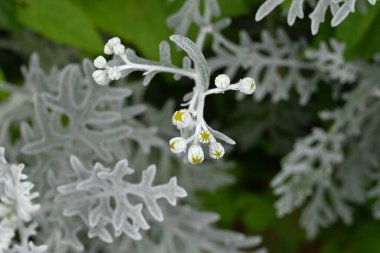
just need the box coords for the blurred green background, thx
[1,0,380,252]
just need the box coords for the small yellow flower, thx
[169,137,187,154]
[173,110,184,123]
[250,82,256,93]
[209,142,225,159]
[172,109,192,128]
[191,156,203,164]
[170,140,176,150]
[188,144,204,165]
[199,130,211,143]
[213,150,223,159]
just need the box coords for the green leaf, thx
[71,0,176,60]
[351,222,380,253]
[0,0,19,31]
[17,0,102,53]
[281,0,292,9]
[0,68,4,81]
[0,69,11,102]
[200,188,240,227]
[219,0,249,16]
[237,194,276,232]
[336,4,380,60]
[71,0,249,60]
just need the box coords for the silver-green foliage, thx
[0,148,47,253]
[2,0,379,250]
[169,0,380,240]
[0,53,264,252]
[255,0,378,34]
[57,156,187,242]
[272,54,380,238]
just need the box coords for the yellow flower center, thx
[170,140,177,150]
[191,156,203,164]
[212,150,223,159]
[200,131,210,142]
[250,82,255,92]
[173,111,185,123]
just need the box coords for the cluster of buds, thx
[169,110,226,164]
[92,38,125,85]
[214,74,256,95]
[92,37,257,165]
[169,74,256,164]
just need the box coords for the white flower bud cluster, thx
[104,37,125,55]
[213,74,256,95]
[92,37,126,85]
[170,137,225,165]
[166,74,256,165]
[169,109,225,164]
[92,38,257,165]
[92,56,122,85]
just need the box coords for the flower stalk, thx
[92,37,256,164]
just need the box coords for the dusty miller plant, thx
[256,0,378,34]
[0,52,264,252]
[252,0,380,239]
[165,0,380,241]
[0,0,264,252]
[1,0,379,251]
[164,0,380,241]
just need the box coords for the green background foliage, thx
[0,0,379,252]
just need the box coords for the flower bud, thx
[113,44,125,55]
[169,137,187,154]
[92,70,109,85]
[238,77,256,94]
[104,37,122,55]
[94,56,107,69]
[107,67,121,80]
[188,144,204,164]
[215,74,230,89]
[209,142,225,159]
[199,130,211,143]
[172,109,192,128]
